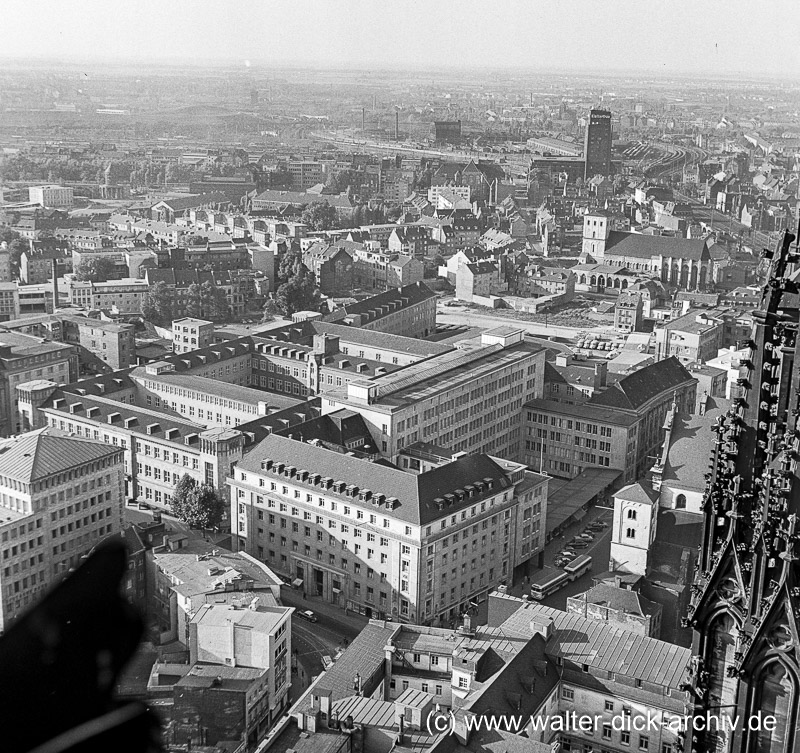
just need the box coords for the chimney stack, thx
[395,111,399,141]
[51,258,59,312]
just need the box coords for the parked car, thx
[297,610,318,623]
[579,532,595,540]
[559,550,577,559]
[553,558,571,568]
[137,502,152,511]
[571,541,590,549]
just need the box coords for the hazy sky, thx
[4,0,799,77]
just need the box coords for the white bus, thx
[563,555,593,581]
[530,569,570,600]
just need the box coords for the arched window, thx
[625,527,635,539]
[750,661,796,753]
[704,613,739,752]
[626,508,637,520]
[675,494,687,509]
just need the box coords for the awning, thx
[292,578,304,588]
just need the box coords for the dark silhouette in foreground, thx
[0,540,161,753]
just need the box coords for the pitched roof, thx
[496,600,690,689]
[588,356,695,411]
[605,230,710,261]
[0,428,121,483]
[236,434,514,525]
[573,583,660,617]
[614,482,658,505]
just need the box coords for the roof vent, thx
[146,423,160,435]
[86,406,100,418]
[69,402,83,414]
[124,417,138,429]
[107,412,121,424]
[165,428,180,440]
[261,458,273,471]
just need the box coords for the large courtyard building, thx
[230,431,548,626]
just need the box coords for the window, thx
[675,494,686,509]
[626,509,637,520]
[561,687,574,701]
[626,528,636,539]
[604,700,614,712]
[621,731,631,746]
[638,735,649,751]
[603,724,612,740]
[458,677,468,689]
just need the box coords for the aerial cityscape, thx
[1,2,799,752]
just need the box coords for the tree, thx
[301,201,338,231]
[7,238,28,278]
[277,247,303,285]
[185,283,203,318]
[73,255,116,283]
[169,474,225,530]
[141,280,175,326]
[261,298,281,323]
[200,280,229,323]
[275,267,320,316]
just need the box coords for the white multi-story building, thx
[229,432,548,626]
[320,327,546,463]
[28,185,74,209]
[0,427,125,630]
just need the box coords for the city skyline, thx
[4,0,799,78]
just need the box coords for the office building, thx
[0,427,125,630]
[583,109,612,179]
[28,185,74,209]
[0,331,77,437]
[230,431,548,625]
[523,357,697,482]
[320,327,546,463]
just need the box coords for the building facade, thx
[0,428,124,630]
[230,433,548,626]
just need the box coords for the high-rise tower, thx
[687,227,800,753]
[584,109,612,180]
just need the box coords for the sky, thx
[3,0,799,78]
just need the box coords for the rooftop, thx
[236,434,517,526]
[0,428,121,484]
[588,357,695,411]
[152,540,282,600]
[605,230,710,262]
[661,397,731,492]
[493,598,690,689]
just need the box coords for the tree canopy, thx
[73,255,116,283]
[141,280,175,327]
[275,266,320,317]
[301,201,338,231]
[169,474,226,530]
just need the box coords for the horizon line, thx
[0,55,797,83]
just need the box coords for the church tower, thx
[686,227,800,753]
[582,210,611,260]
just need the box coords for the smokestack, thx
[362,108,366,134]
[395,111,399,140]
[51,258,59,312]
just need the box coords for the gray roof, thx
[605,230,710,261]
[0,427,121,483]
[496,600,690,689]
[588,357,695,411]
[236,434,514,525]
[661,398,731,492]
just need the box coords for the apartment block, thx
[62,317,136,370]
[0,428,125,630]
[172,318,215,354]
[230,432,548,626]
